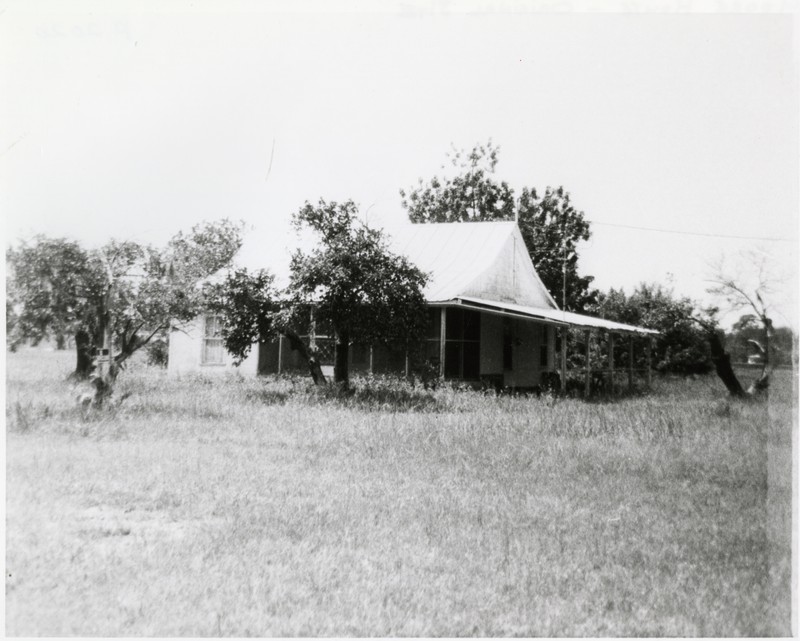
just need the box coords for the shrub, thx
[145,338,169,368]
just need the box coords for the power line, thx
[586,218,797,243]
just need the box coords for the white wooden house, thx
[168,221,656,392]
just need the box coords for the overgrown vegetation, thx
[591,283,713,374]
[6,220,243,398]
[6,349,792,636]
[206,200,429,388]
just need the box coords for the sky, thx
[2,1,798,328]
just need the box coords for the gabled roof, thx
[384,221,657,336]
[385,221,558,309]
[226,218,656,336]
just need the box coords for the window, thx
[202,314,225,365]
[539,325,549,368]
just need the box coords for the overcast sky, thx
[2,1,798,328]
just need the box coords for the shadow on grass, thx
[243,389,291,405]
[245,374,443,413]
[305,380,441,413]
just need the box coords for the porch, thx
[262,297,657,396]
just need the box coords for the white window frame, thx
[201,314,225,365]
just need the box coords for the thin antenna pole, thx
[562,210,567,313]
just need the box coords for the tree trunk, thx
[92,289,115,407]
[73,329,94,379]
[747,365,770,395]
[705,328,747,398]
[746,315,772,395]
[55,334,66,350]
[281,328,327,386]
[333,329,350,388]
[690,318,771,399]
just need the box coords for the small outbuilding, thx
[168,221,657,393]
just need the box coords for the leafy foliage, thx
[400,142,596,311]
[592,283,712,374]
[204,268,280,364]
[6,237,101,350]
[144,334,170,368]
[288,199,429,384]
[7,220,243,379]
[517,186,596,312]
[726,314,794,368]
[166,219,245,282]
[401,142,515,222]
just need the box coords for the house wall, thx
[170,310,556,385]
[168,316,259,376]
[503,318,537,388]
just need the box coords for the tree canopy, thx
[726,314,794,368]
[287,199,429,386]
[517,186,595,312]
[401,142,516,223]
[6,237,100,351]
[204,268,280,365]
[591,283,712,375]
[205,200,429,387]
[400,141,596,312]
[7,220,243,386]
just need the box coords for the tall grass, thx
[5,348,794,636]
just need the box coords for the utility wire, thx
[586,218,797,243]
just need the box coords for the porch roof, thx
[439,296,659,336]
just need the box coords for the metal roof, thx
[385,221,557,308]
[453,296,659,335]
[386,222,657,335]
[226,219,657,336]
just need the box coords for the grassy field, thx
[5,349,794,636]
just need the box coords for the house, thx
[168,221,657,392]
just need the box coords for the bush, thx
[145,338,169,368]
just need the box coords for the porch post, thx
[608,332,615,395]
[560,327,568,394]
[277,335,283,374]
[439,307,447,379]
[628,335,634,391]
[584,329,591,397]
[369,346,374,374]
[646,335,653,389]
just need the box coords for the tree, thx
[727,314,794,368]
[707,250,777,366]
[517,186,597,312]
[400,141,597,312]
[205,268,279,366]
[204,268,328,385]
[288,199,429,387]
[592,283,712,374]
[6,237,102,370]
[401,142,516,222]
[205,200,429,388]
[702,250,783,396]
[7,220,243,400]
